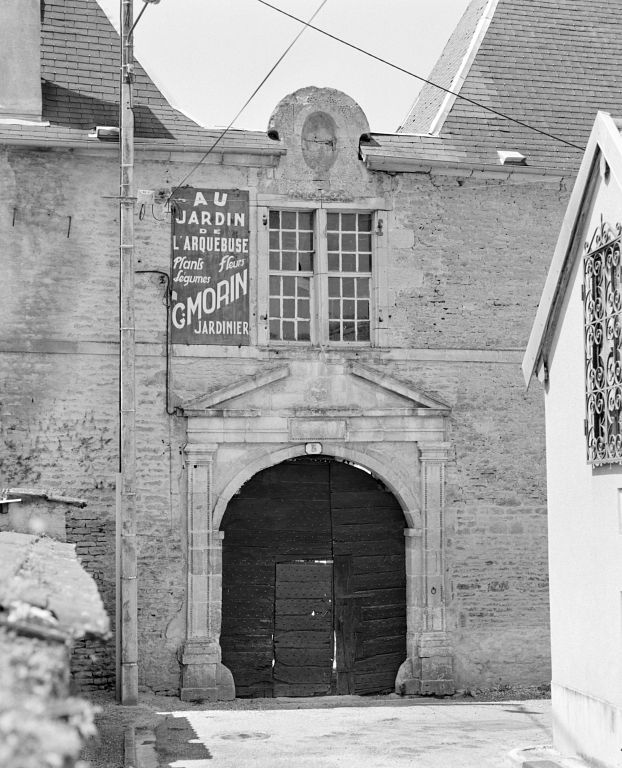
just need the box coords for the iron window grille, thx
[584,219,622,465]
[268,209,374,344]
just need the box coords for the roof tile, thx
[397,0,622,171]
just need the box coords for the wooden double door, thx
[220,458,406,697]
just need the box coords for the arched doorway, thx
[220,456,406,697]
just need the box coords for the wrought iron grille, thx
[584,219,622,464]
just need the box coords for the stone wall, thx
[0,88,568,693]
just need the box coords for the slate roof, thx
[0,0,280,154]
[398,0,490,136]
[363,0,622,173]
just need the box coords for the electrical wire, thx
[255,0,584,152]
[135,270,176,416]
[166,0,329,204]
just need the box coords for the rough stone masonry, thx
[0,80,565,697]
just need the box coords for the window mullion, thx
[372,210,385,348]
[257,206,270,345]
[316,208,328,344]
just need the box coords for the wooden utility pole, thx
[118,0,138,705]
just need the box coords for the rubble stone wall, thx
[0,111,567,692]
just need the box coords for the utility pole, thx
[118,0,138,706]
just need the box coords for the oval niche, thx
[301,111,338,171]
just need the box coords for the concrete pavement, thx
[131,696,558,768]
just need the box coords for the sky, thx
[97,0,472,134]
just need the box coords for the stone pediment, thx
[182,361,450,416]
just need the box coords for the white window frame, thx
[256,197,390,348]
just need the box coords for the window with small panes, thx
[268,209,375,344]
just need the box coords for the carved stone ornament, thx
[301,111,338,171]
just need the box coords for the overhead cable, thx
[166,0,329,203]
[256,0,584,152]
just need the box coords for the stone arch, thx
[213,443,421,530]
[181,438,454,701]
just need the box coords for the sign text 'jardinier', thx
[171,188,250,345]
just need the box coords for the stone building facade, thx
[3,0,622,698]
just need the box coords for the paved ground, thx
[137,697,553,768]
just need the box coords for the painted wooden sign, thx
[170,188,250,345]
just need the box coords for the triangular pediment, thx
[183,365,291,412]
[182,361,449,416]
[349,363,450,411]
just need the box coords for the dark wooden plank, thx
[354,653,405,674]
[332,526,405,542]
[353,616,406,638]
[236,465,330,498]
[358,636,406,657]
[222,547,275,565]
[219,635,273,652]
[360,603,406,621]
[275,613,332,631]
[354,674,397,695]
[236,685,274,698]
[223,507,332,531]
[221,590,274,604]
[335,596,358,695]
[329,462,381,491]
[223,581,273,598]
[331,507,406,526]
[220,651,273,668]
[330,490,402,508]
[275,581,332,599]
[223,497,332,514]
[222,662,273,690]
[353,555,404,574]
[273,665,332,684]
[221,563,275,580]
[274,648,333,667]
[223,530,332,547]
[353,587,407,605]
[271,598,327,616]
[276,562,333,581]
[351,571,405,591]
[224,666,273,686]
[222,584,272,601]
[221,619,274,636]
[274,630,332,648]
[224,544,330,562]
[333,555,352,594]
[273,682,331,697]
[332,539,404,556]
